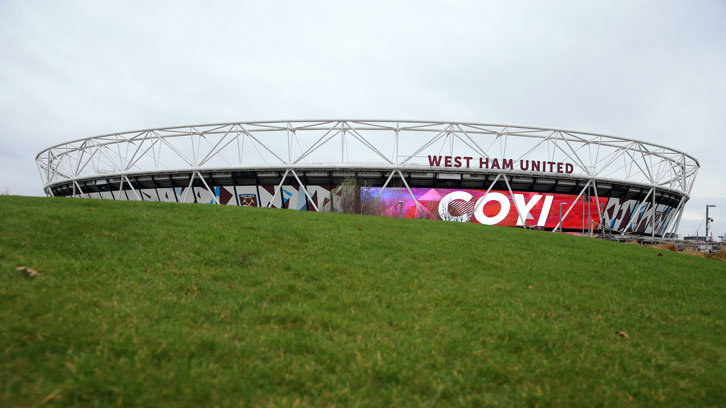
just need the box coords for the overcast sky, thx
[1,0,724,237]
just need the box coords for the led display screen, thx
[361,187,676,234]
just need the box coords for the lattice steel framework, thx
[36,120,699,234]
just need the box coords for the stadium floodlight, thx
[706,205,716,243]
[35,120,700,237]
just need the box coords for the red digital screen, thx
[362,187,608,230]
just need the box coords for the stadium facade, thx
[35,120,700,236]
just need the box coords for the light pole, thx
[706,205,716,242]
[582,197,586,235]
[587,190,592,237]
[559,202,566,232]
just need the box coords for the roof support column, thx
[472,173,502,217]
[180,172,197,203]
[591,181,604,234]
[553,180,592,232]
[123,175,142,201]
[397,170,424,218]
[197,172,220,205]
[266,169,289,209]
[622,187,654,234]
[376,170,397,200]
[502,174,526,227]
[73,179,87,198]
[668,196,687,237]
[291,170,319,212]
[650,187,656,238]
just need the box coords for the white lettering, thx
[473,192,510,225]
[438,191,474,222]
[513,194,542,226]
[537,195,554,226]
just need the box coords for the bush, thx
[683,249,708,259]
[332,177,359,214]
[709,249,726,261]
[652,243,678,252]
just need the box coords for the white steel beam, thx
[376,170,397,200]
[396,171,424,218]
[122,175,142,201]
[501,174,526,227]
[471,174,502,217]
[180,172,197,204]
[291,170,320,212]
[196,172,220,205]
[622,187,654,234]
[552,181,592,233]
[266,170,290,209]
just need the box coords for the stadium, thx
[35,120,700,237]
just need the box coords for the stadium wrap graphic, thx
[92,185,335,211]
[81,184,675,235]
[361,187,677,234]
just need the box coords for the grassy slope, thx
[0,196,724,407]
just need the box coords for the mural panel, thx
[361,187,677,234]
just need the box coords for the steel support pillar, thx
[376,170,397,200]
[180,172,197,203]
[471,174,502,216]
[123,175,142,201]
[196,172,220,205]
[591,181,604,233]
[267,169,290,209]
[291,170,320,212]
[553,180,592,232]
[502,174,526,227]
[396,170,424,218]
[622,187,654,234]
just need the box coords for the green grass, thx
[0,195,724,407]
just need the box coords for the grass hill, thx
[0,196,724,407]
